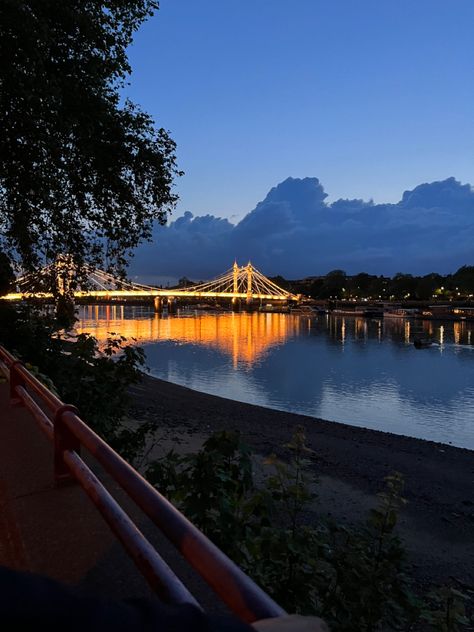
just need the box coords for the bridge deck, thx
[3,290,291,300]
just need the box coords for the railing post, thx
[9,360,25,406]
[54,405,80,486]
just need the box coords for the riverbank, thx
[128,373,474,591]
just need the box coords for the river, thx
[76,305,474,450]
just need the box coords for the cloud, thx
[129,176,474,282]
[400,177,474,211]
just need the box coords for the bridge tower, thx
[246,262,253,309]
[233,261,239,294]
[55,254,76,326]
[231,261,240,311]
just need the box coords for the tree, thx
[349,272,375,297]
[178,276,193,288]
[0,251,14,296]
[0,1,180,279]
[416,273,443,300]
[453,266,474,295]
[322,269,346,299]
[309,277,324,298]
[269,275,291,291]
[389,273,417,299]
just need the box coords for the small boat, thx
[332,309,367,316]
[289,305,317,314]
[413,337,438,349]
[362,308,383,317]
[260,304,290,313]
[332,307,383,317]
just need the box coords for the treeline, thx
[272,265,474,301]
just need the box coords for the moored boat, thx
[384,308,419,318]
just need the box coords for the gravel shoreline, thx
[129,373,474,589]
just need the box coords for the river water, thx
[77,305,474,450]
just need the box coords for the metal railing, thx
[0,345,285,623]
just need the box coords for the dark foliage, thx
[0,251,14,295]
[287,265,474,301]
[0,304,153,462]
[147,429,473,631]
[0,1,180,278]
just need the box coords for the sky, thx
[125,0,474,223]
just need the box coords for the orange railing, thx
[0,345,285,623]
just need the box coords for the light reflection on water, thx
[76,305,474,449]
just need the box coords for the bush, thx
[146,427,473,631]
[0,304,152,463]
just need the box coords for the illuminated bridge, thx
[3,261,300,305]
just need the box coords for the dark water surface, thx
[77,306,474,449]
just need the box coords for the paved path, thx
[0,381,118,582]
[0,380,224,611]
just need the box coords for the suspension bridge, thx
[2,261,300,307]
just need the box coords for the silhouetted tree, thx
[351,272,373,295]
[389,273,418,299]
[0,1,180,279]
[0,252,14,296]
[322,269,346,299]
[309,278,325,298]
[178,277,193,288]
[453,266,474,294]
[416,273,443,300]
[281,268,474,301]
[269,275,291,291]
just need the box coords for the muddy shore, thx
[129,373,474,590]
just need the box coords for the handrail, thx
[0,345,285,623]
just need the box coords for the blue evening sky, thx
[125,0,474,222]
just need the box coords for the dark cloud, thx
[129,176,474,282]
[400,177,474,211]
